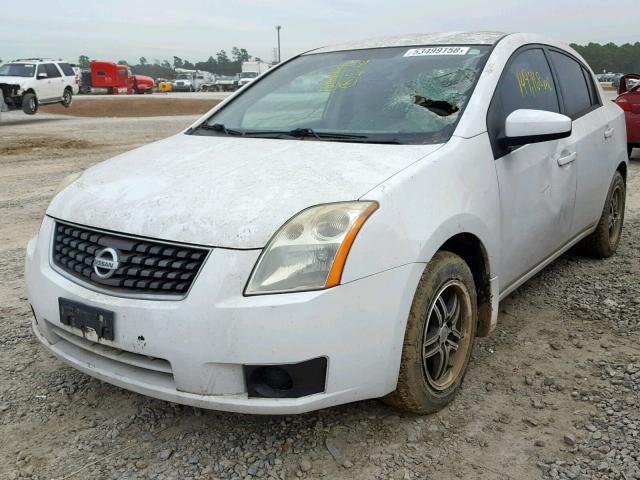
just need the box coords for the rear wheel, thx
[22,93,38,114]
[383,251,477,414]
[61,88,72,108]
[578,171,625,258]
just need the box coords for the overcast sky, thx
[1,0,637,64]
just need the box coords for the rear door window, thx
[44,63,62,78]
[548,51,593,118]
[488,48,560,158]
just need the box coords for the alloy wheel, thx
[422,280,472,391]
[608,184,623,246]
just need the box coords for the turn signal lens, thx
[245,201,378,295]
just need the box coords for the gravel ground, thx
[0,111,638,480]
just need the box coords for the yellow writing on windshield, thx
[516,69,553,97]
[320,60,369,92]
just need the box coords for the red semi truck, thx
[90,61,154,94]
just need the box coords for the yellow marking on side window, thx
[320,60,369,93]
[516,69,554,97]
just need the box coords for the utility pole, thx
[275,25,282,63]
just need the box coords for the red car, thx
[615,73,640,158]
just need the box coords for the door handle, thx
[604,127,615,139]
[557,151,577,166]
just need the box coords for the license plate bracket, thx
[58,298,115,341]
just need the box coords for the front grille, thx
[52,221,209,297]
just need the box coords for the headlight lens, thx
[245,201,378,295]
[54,172,83,196]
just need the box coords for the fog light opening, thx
[262,366,293,390]
[250,366,293,397]
[244,357,327,399]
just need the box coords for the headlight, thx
[245,201,378,295]
[54,172,83,196]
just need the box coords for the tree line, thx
[5,40,638,78]
[76,47,263,79]
[570,42,640,74]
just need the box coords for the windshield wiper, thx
[195,123,244,136]
[191,124,401,143]
[243,128,369,140]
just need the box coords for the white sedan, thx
[26,32,627,414]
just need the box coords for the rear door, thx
[44,63,64,100]
[546,50,610,234]
[488,46,578,290]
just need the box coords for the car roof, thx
[10,59,65,64]
[306,31,508,54]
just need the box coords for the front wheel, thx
[578,171,625,258]
[383,251,477,414]
[61,88,73,108]
[22,93,38,114]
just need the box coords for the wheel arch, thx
[616,161,627,182]
[439,232,494,337]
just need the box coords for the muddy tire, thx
[61,88,72,108]
[22,93,38,115]
[578,171,625,258]
[383,251,477,414]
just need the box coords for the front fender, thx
[343,135,500,284]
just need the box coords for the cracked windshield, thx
[202,45,491,143]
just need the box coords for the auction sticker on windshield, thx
[404,46,470,57]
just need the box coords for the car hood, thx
[0,76,29,86]
[47,134,441,248]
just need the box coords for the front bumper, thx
[26,217,422,414]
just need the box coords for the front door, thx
[487,46,578,290]
[35,64,56,101]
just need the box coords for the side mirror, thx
[501,109,572,147]
[37,72,48,79]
